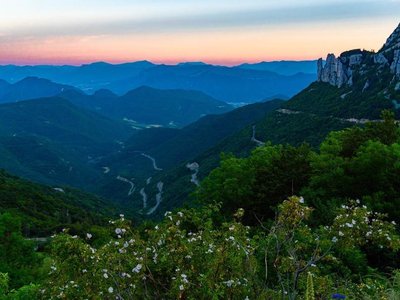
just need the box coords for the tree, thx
[0,212,44,290]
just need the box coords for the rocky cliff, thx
[318,23,400,88]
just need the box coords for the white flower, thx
[179,285,184,291]
[224,280,234,287]
[346,223,353,228]
[115,228,122,235]
[72,235,78,239]
[339,231,344,236]
[119,214,124,218]
[132,264,142,273]
[103,273,109,279]
[181,274,188,283]
[332,236,338,243]
[108,287,113,293]
[299,197,305,204]
[177,212,184,217]
[86,233,92,239]
[82,269,87,273]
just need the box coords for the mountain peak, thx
[93,89,117,98]
[318,23,400,88]
[381,23,400,52]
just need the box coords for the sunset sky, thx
[0,0,399,66]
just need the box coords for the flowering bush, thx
[263,197,399,299]
[42,206,259,299]
[41,197,400,299]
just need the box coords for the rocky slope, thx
[317,23,400,91]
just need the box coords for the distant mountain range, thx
[0,77,233,127]
[0,77,77,103]
[59,86,233,127]
[0,61,316,102]
[238,60,318,75]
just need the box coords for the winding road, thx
[186,162,200,186]
[147,182,164,215]
[251,125,265,146]
[140,188,148,209]
[116,176,136,196]
[141,153,163,171]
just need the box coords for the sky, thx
[0,0,399,66]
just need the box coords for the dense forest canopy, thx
[2,112,400,299]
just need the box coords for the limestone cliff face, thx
[381,23,400,52]
[380,23,400,77]
[317,53,360,87]
[318,23,400,88]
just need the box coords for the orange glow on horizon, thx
[0,19,398,66]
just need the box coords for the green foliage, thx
[197,112,400,227]
[0,213,44,289]
[43,207,261,299]
[0,273,39,300]
[286,70,395,119]
[151,107,349,217]
[43,198,400,299]
[0,273,8,296]
[305,110,400,223]
[305,273,314,300]
[0,170,116,236]
[198,144,312,223]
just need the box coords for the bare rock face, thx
[317,23,400,87]
[391,50,400,77]
[317,54,352,88]
[382,23,400,52]
[349,54,363,66]
[381,23,400,78]
[374,53,389,65]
